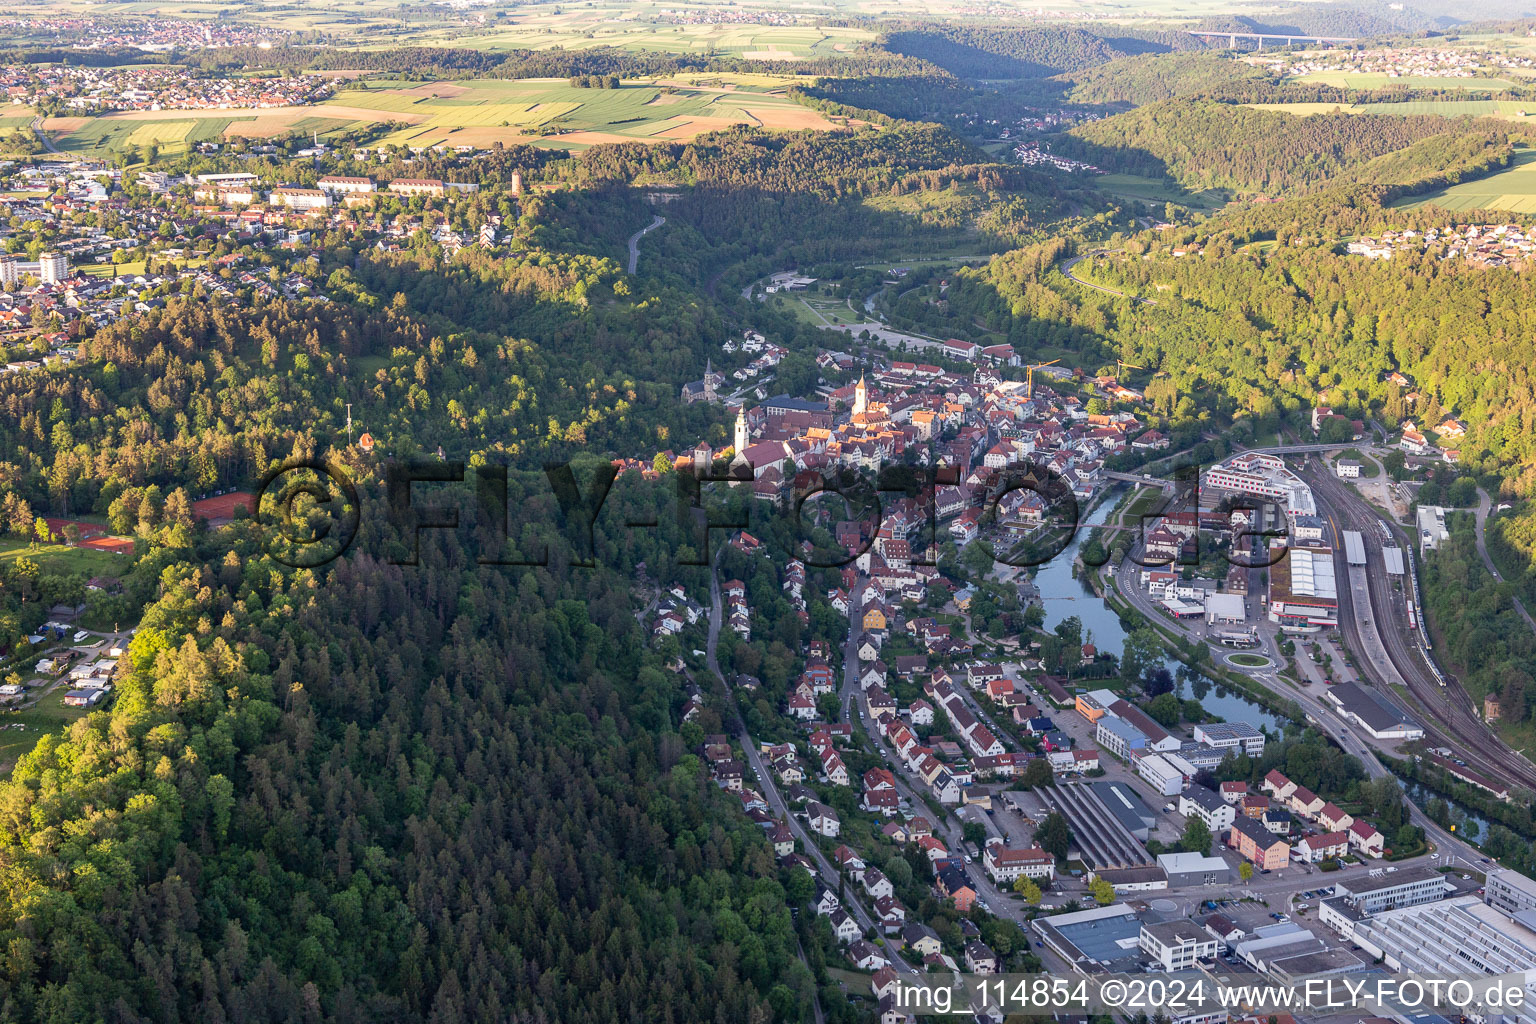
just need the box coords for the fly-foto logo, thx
[251,455,1295,571]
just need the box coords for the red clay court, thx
[191,492,255,526]
[39,517,135,554]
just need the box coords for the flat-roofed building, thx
[1140,919,1218,971]
[1192,721,1266,756]
[1157,851,1229,887]
[1267,543,1338,629]
[1486,869,1536,917]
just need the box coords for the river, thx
[1026,492,1285,733]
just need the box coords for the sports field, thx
[43,76,840,155]
[1398,146,1536,212]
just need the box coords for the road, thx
[626,214,664,275]
[1059,251,1153,305]
[1305,462,1536,794]
[704,556,916,974]
[1106,534,1488,864]
[1472,486,1536,636]
[29,116,61,155]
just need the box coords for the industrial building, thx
[1267,543,1338,629]
[1323,681,1425,741]
[1041,782,1152,869]
[1031,903,1145,973]
[1486,869,1536,916]
[1156,851,1230,887]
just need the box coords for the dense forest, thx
[876,23,1199,79]
[1058,99,1518,192]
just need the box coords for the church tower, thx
[853,374,868,416]
[704,357,716,403]
[734,405,750,456]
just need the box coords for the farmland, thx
[1397,146,1536,212]
[1249,98,1536,122]
[1292,71,1520,90]
[42,75,842,155]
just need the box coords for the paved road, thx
[29,116,61,155]
[1105,529,1487,861]
[704,556,914,974]
[1306,463,1536,793]
[626,214,664,274]
[1059,251,1153,304]
[1472,486,1536,635]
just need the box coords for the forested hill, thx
[1065,52,1269,104]
[877,23,1198,78]
[1057,99,1519,192]
[0,198,815,1020]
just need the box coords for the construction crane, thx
[1116,359,1144,379]
[1026,359,1060,399]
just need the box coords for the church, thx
[681,358,726,404]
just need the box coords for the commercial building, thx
[1157,851,1229,887]
[1094,864,1169,893]
[1323,681,1424,740]
[1267,544,1338,629]
[1204,453,1316,518]
[1232,920,1370,983]
[1323,890,1536,1020]
[1486,869,1536,916]
[1417,504,1450,553]
[1043,782,1151,869]
[1031,903,1144,973]
[1139,920,1218,971]
[1108,699,1180,752]
[1095,715,1147,759]
[1090,781,1156,842]
[1326,866,1451,916]
[1137,752,1186,797]
[1192,722,1266,757]
[982,840,1055,883]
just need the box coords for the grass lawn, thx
[1092,172,1228,211]
[0,702,89,775]
[1341,449,1381,477]
[0,538,129,576]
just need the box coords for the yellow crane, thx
[1116,359,1144,379]
[1026,358,1061,400]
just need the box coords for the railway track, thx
[1304,462,1536,794]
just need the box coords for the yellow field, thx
[43,75,841,154]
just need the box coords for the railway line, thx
[1303,461,1536,794]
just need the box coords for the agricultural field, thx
[43,76,842,156]
[1398,146,1536,213]
[1250,99,1536,122]
[1092,171,1227,210]
[1292,72,1520,90]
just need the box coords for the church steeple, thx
[853,374,868,415]
[704,357,716,402]
[734,405,750,456]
